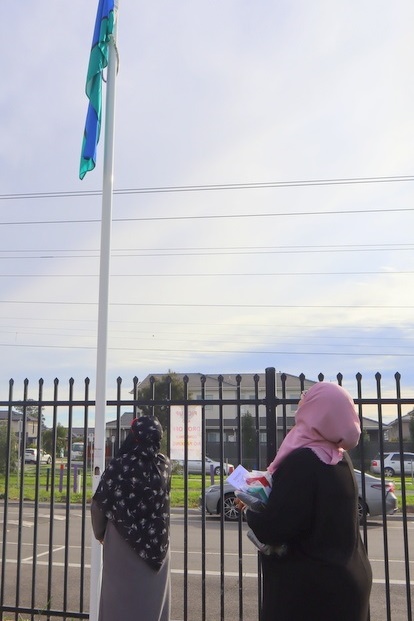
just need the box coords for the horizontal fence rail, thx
[0,368,413,620]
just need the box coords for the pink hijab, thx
[268,382,361,474]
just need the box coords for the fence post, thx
[265,367,278,466]
[59,463,64,493]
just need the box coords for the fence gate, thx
[0,368,413,620]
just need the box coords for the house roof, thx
[387,411,413,427]
[0,410,23,422]
[361,416,388,430]
[72,427,95,438]
[137,372,317,391]
[106,412,135,428]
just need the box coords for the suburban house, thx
[0,410,38,448]
[105,372,317,467]
[100,373,389,468]
[386,411,413,443]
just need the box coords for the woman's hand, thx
[234,497,246,512]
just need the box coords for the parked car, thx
[24,448,52,465]
[175,457,234,475]
[200,469,397,521]
[71,442,85,461]
[371,452,414,477]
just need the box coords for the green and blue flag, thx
[79,0,115,180]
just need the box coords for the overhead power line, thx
[1,300,414,310]
[1,316,413,331]
[1,205,414,227]
[0,174,414,201]
[1,270,413,278]
[0,243,414,259]
[0,341,413,357]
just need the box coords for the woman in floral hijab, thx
[91,416,171,621]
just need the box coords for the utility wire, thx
[1,270,413,278]
[1,243,413,254]
[1,205,414,226]
[0,243,414,261]
[0,174,414,201]
[1,316,412,331]
[0,300,414,309]
[0,341,412,357]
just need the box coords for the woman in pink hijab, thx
[246,382,372,621]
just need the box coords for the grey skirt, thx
[98,520,170,621]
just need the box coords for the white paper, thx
[226,464,249,488]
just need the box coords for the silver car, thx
[371,452,414,477]
[200,469,398,521]
[175,457,234,475]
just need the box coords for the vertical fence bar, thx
[279,373,288,445]
[183,375,189,621]
[132,376,138,426]
[63,378,75,618]
[235,375,244,621]
[253,374,263,621]
[200,374,207,621]
[46,378,59,621]
[15,378,29,616]
[117,376,124,452]
[217,375,225,621]
[30,379,44,619]
[79,378,90,615]
[375,372,392,621]
[265,368,277,466]
[355,373,369,550]
[0,380,14,617]
[394,372,412,621]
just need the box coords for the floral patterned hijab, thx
[268,382,361,473]
[93,416,171,570]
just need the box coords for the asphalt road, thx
[0,505,413,621]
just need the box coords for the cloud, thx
[1,0,414,425]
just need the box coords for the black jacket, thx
[247,448,372,621]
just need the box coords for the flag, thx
[79,0,115,180]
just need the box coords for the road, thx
[0,505,413,620]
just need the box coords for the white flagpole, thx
[89,3,119,620]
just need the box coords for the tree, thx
[409,413,414,451]
[137,372,189,455]
[14,399,46,429]
[0,425,18,474]
[43,423,67,457]
[137,372,188,430]
[241,411,257,462]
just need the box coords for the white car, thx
[175,457,234,475]
[371,452,414,477]
[71,442,85,461]
[24,448,52,464]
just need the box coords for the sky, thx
[2,1,414,425]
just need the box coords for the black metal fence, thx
[0,368,413,620]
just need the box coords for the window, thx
[196,393,214,411]
[289,393,301,413]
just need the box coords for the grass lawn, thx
[0,466,217,508]
[1,467,413,509]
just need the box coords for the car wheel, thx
[358,499,368,523]
[222,493,240,521]
[384,467,395,477]
[46,457,52,465]
[214,466,221,475]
